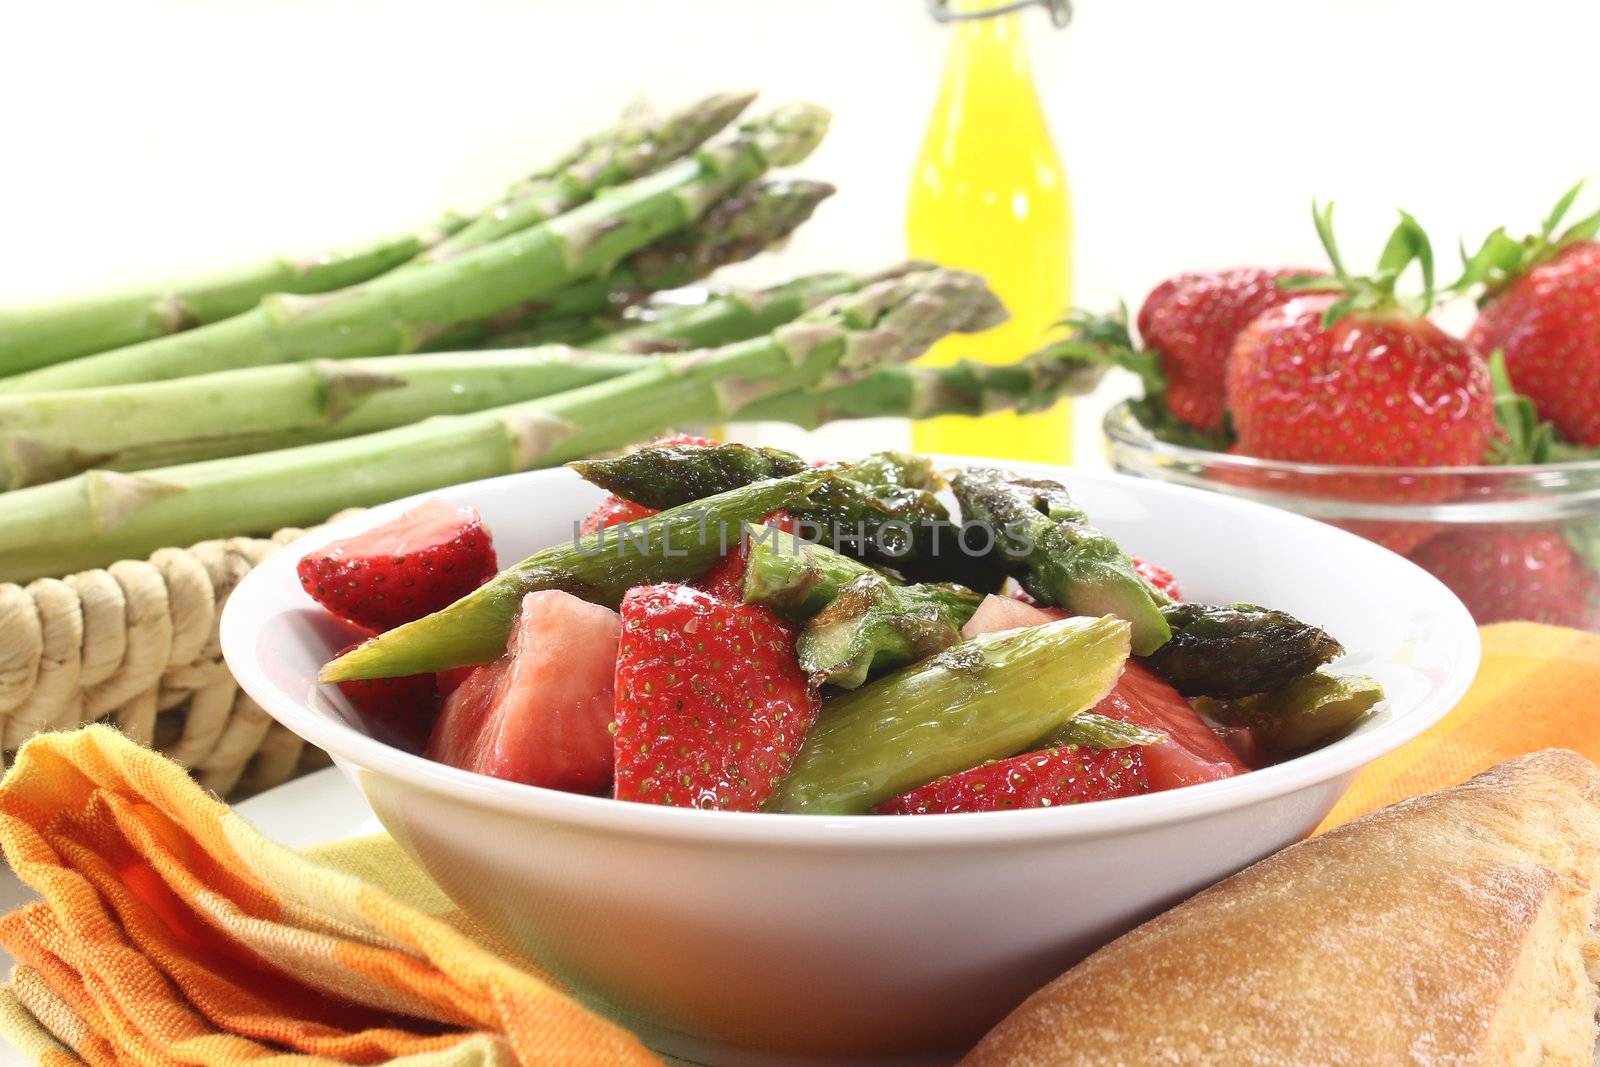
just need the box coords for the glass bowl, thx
[1104,401,1600,631]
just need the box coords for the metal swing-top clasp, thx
[924,0,1072,28]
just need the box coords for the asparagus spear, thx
[420,179,836,352]
[766,615,1132,815]
[1142,602,1345,699]
[0,269,995,599]
[0,104,829,394]
[570,443,965,572]
[738,331,1115,425]
[2,299,1084,490]
[735,531,980,685]
[1196,670,1383,752]
[325,471,833,680]
[412,92,755,265]
[0,349,647,489]
[741,530,894,619]
[1044,712,1166,750]
[582,271,866,354]
[951,467,1172,655]
[797,573,982,688]
[0,92,754,378]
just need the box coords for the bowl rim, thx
[1103,399,1600,480]
[221,459,1481,849]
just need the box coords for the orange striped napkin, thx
[0,621,1592,1064]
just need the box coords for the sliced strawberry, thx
[696,509,797,602]
[579,495,658,535]
[1093,662,1246,790]
[333,645,439,754]
[425,590,619,793]
[960,594,1065,640]
[876,745,1149,814]
[614,583,819,810]
[298,498,497,633]
[1132,557,1182,601]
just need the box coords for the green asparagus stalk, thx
[738,331,1116,425]
[741,530,893,619]
[0,104,829,394]
[1142,602,1345,699]
[0,349,647,489]
[0,92,754,378]
[736,530,980,686]
[766,615,1132,814]
[1196,670,1382,752]
[0,296,1065,490]
[0,268,998,591]
[419,179,836,352]
[570,443,965,573]
[951,467,1172,655]
[584,271,866,353]
[797,573,982,688]
[412,92,755,265]
[1043,712,1166,751]
[327,471,833,680]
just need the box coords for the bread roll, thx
[963,749,1600,1066]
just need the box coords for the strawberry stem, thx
[1285,202,1436,326]
[1455,180,1600,303]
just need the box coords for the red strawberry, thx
[1226,210,1495,468]
[298,498,497,632]
[1131,557,1182,601]
[1136,267,1314,433]
[1227,296,1494,466]
[1092,662,1246,790]
[333,645,439,753]
[426,590,619,793]
[613,583,820,810]
[1407,528,1592,627]
[875,745,1148,814]
[1464,186,1600,445]
[578,495,658,535]
[695,510,798,602]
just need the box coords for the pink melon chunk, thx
[426,590,619,793]
[960,594,1066,640]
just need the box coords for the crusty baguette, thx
[963,749,1600,1066]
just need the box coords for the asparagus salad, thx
[308,440,1379,815]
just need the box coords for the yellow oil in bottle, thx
[908,2,1073,462]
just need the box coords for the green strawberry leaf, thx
[1127,395,1234,453]
[1309,202,1439,326]
[1485,349,1555,465]
[1563,517,1600,581]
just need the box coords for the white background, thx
[2,0,1599,445]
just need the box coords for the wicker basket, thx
[0,512,361,797]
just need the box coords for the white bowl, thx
[221,461,1480,1066]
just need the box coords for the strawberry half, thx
[876,745,1149,814]
[333,645,439,754]
[613,583,820,811]
[298,498,497,632]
